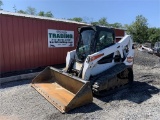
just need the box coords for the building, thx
[0,11,126,74]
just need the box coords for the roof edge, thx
[0,10,90,25]
[0,10,126,30]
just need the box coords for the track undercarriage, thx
[91,63,133,96]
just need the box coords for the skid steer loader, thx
[32,26,134,113]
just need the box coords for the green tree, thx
[123,24,129,29]
[26,6,36,15]
[98,17,108,26]
[17,10,27,14]
[68,17,83,22]
[38,11,45,16]
[110,22,123,28]
[45,11,53,17]
[91,17,108,26]
[126,15,148,43]
[148,28,160,44]
[91,21,99,26]
[0,0,3,9]
[38,11,53,17]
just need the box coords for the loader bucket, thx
[31,66,93,113]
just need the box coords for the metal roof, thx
[0,10,90,25]
[0,10,126,30]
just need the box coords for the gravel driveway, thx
[0,50,160,120]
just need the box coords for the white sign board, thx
[48,29,74,48]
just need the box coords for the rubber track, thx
[91,63,129,96]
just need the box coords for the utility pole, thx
[13,5,17,12]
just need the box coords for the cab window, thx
[96,31,114,51]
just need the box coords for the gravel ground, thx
[0,50,160,120]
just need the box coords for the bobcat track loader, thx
[32,26,134,113]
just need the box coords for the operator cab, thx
[76,26,115,62]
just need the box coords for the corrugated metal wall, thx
[114,29,125,36]
[0,14,82,73]
[114,28,125,42]
[0,14,125,74]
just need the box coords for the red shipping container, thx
[0,11,125,74]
